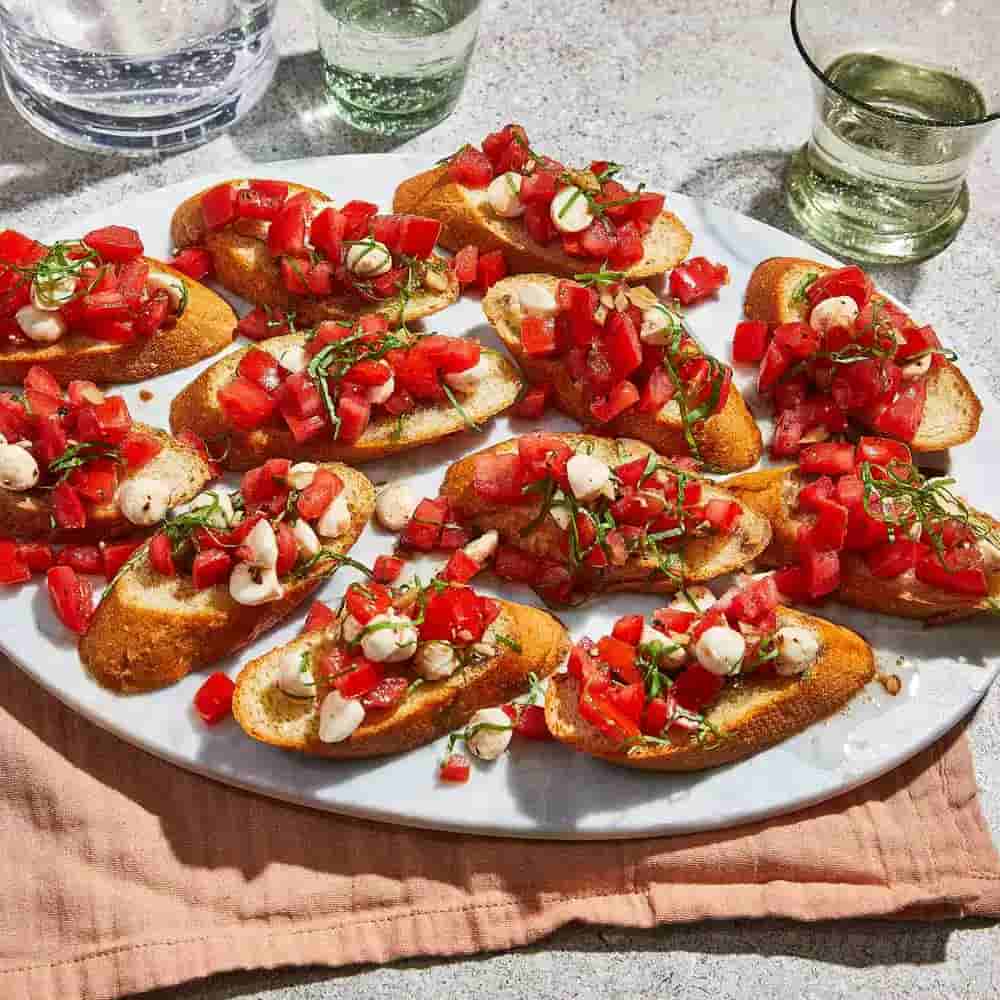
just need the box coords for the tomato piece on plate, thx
[46,565,94,634]
[476,249,507,292]
[100,540,142,579]
[14,541,54,576]
[732,320,769,363]
[372,555,405,584]
[0,539,31,585]
[440,753,471,783]
[669,256,729,306]
[452,244,479,287]
[194,671,235,724]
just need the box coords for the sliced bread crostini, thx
[233,581,570,758]
[170,179,459,326]
[483,274,762,472]
[438,433,772,604]
[80,461,375,692]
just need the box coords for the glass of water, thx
[0,1,278,156]
[315,0,480,137]
[785,0,1000,263]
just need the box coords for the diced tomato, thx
[334,658,384,699]
[169,248,213,283]
[295,467,339,521]
[201,184,238,230]
[671,665,724,711]
[147,533,175,577]
[606,222,644,269]
[397,215,442,257]
[0,229,47,271]
[14,541,54,575]
[302,600,336,633]
[604,312,643,380]
[669,257,729,306]
[726,575,779,625]
[46,566,93,634]
[118,431,161,472]
[653,607,699,633]
[611,614,645,646]
[844,502,890,552]
[194,671,235,724]
[770,406,806,458]
[96,540,139,580]
[802,498,849,551]
[771,565,808,601]
[267,196,308,257]
[799,442,856,476]
[441,549,481,584]
[372,555,405,584]
[757,339,793,393]
[88,318,135,344]
[68,458,118,505]
[597,635,640,683]
[502,703,549,740]
[191,549,232,589]
[0,540,30,585]
[476,249,507,292]
[494,544,539,583]
[452,244,479,287]
[238,347,283,392]
[272,521,297,576]
[235,186,283,222]
[629,191,665,225]
[700,498,741,534]
[774,375,810,414]
[590,380,639,423]
[344,581,392,625]
[915,548,988,596]
[449,146,494,188]
[773,321,821,359]
[50,482,86,531]
[511,383,550,419]
[361,675,409,710]
[896,324,940,362]
[517,433,572,485]
[116,258,149,309]
[604,681,646,727]
[276,369,322,419]
[865,538,928,579]
[218,377,275,430]
[732,320,769,363]
[440,753,471,783]
[519,170,557,206]
[339,199,378,240]
[240,459,290,509]
[249,179,289,200]
[610,489,665,526]
[578,683,641,739]
[797,476,834,512]
[481,124,523,163]
[335,394,370,444]
[870,380,926,442]
[473,452,525,503]
[420,585,489,643]
[82,225,143,263]
[801,549,841,598]
[133,293,170,336]
[641,696,671,737]
[856,436,912,470]
[805,265,873,311]
[306,207,345,263]
[400,497,448,551]
[518,314,555,357]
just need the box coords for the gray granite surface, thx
[1,0,998,996]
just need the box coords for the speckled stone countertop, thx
[2,0,998,996]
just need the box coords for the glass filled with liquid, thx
[786,0,1000,263]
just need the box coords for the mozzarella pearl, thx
[693,625,746,676]
[278,345,309,374]
[413,640,457,680]
[375,482,417,533]
[244,518,279,569]
[0,444,39,491]
[566,453,612,502]
[316,493,351,538]
[117,477,171,526]
[466,707,513,760]
[346,240,392,278]
[15,304,66,343]
[774,626,821,675]
[487,172,525,218]
[809,295,859,334]
[667,585,717,614]
[318,690,365,743]
[638,624,688,667]
[360,611,418,663]
[517,283,558,316]
[186,490,235,529]
[292,518,320,557]
[229,564,284,606]
[550,185,594,233]
[277,649,316,698]
[287,462,318,491]
[31,275,76,311]
[463,529,499,564]
[443,355,489,394]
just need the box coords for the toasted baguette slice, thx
[440,433,772,596]
[0,259,235,386]
[393,164,692,280]
[169,333,521,470]
[724,465,1000,622]
[483,275,763,472]
[546,607,874,771]
[1,423,213,543]
[745,257,982,451]
[233,600,570,758]
[79,464,375,692]
[170,180,460,325]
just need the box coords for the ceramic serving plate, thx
[1,155,996,839]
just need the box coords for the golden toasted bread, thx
[169,333,522,470]
[393,164,692,280]
[745,257,981,451]
[170,180,459,325]
[545,607,874,771]
[233,599,569,758]
[0,259,235,386]
[79,464,375,692]
[483,274,762,472]
[440,433,772,597]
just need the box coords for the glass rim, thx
[790,0,1000,129]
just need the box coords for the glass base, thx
[0,49,277,157]
[784,145,969,264]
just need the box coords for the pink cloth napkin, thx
[1,661,998,1000]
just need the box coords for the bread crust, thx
[0,259,235,385]
[544,607,874,771]
[171,180,460,325]
[483,274,763,472]
[744,257,982,451]
[393,164,693,280]
[232,600,571,757]
[78,464,375,692]
[169,333,522,470]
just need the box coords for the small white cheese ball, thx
[487,171,525,218]
[279,345,309,374]
[316,493,351,538]
[463,529,499,564]
[15,304,66,343]
[638,624,688,668]
[639,305,680,345]
[566,453,612,502]
[666,585,717,615]
[360,611,418,663]
[809,295,859,334]
[900,353,932,381]
[318,690,365,743]
[366,369,395,405]
[466,707,513,760]
[346,239,392,278]
[292,518,320,557]
[517,283,558,316]
[413,640,458,680]
[146,270,187,310]
[773,626,821,676]
[229,564,284,606]
[287,461,318,490]
[693,625,746,676]
[186,490,235,529]
[375,481,417,532]
[117,477,171,526]
[244,518,279,569]
[0,444,39,491]
[443,355,490,394]
[31,274,76,311]
[277,649,316,698]
[549,185,594,233]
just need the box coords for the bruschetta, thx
[724,436,1000,622]
[170,179,459,326]
[0,226,234,385]
[0,367,213,542]
[736,258,981,456]
[169,314,521,470]
[435,433,772,605]
[483,273,762,472]
[80,458,375,691]
[545,574,874,771]
[392,124,692,279]
[233,577,569,758]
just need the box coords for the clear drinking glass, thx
[785,0,1000,263]
[0,1,278,155]
[314,0,480,137]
